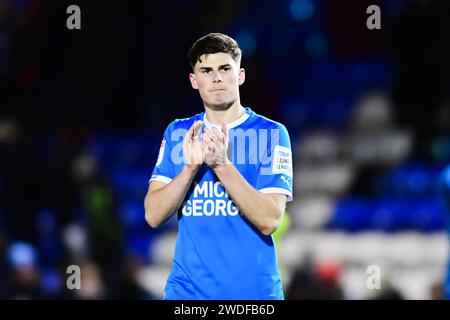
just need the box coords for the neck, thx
[204,100,245,125]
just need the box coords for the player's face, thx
[189,52,245,110]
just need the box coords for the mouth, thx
[210,88,226,92]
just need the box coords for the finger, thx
[210,127,225,145]
[204,128,218,142]
[208,143,215,156]
[192,120,202,130]
[187,120,202,141]
[203,131,214,144]
[185,123,194,139]
[202,138,210,152]
[221,122,228,141]
[212,125,225,138]
[210,127,222,141]
[193,121,203,138]
[184,130,194,149]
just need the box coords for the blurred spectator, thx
[73,260,105,300]
[286,258,344,300]
[430,282,445,300]
[4,242,42,299]
[372,285,404,300]
[77,156,126,298]
[113,255,156,300]
[0,116,47,242]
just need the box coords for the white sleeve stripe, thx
[148,175,173,184]
[259,187,293,202]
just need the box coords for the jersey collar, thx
[203,107,251,130]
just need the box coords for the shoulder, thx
[248,111,289,133]
[164,112,204,132]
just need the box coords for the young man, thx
[144,33,293,300]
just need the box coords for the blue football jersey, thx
[149,107,293,300]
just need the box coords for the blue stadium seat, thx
[282,95,355,130]
[327,197,374,232]
[87,133,160,171]
[409,199,446,232]
[370,198,411,232]
[380,163,441,198]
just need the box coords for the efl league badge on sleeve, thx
[272,145,292,177]
[156,140,166,166]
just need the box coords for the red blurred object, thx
[315,260,343,282]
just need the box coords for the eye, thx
[223,67,231,71]
[202,69,211,74]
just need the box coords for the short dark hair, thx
[188,33,242,70]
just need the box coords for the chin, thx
[206,101,234,111]
[205,96,237,110]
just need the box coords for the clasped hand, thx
[183,120,230,170]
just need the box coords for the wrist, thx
[213,160,232,174]
[184,164,200,175]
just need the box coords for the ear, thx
[189,73,198,90]
[238,68,245,86]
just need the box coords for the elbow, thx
[259,199,286,236]
[144,194,161,229]
[260,218,280,236]
[145,209,161,229]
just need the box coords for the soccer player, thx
[144,33,293,299]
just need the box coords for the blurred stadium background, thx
[1,0,450,299]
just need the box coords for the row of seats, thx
[327,197,447,232]
[376,163,447,198]
[86,133,161,171]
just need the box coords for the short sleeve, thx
[256,125,294,202]
[149,123,177,185]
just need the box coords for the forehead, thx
[195,52,238,69]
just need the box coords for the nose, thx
[212,70,222,83]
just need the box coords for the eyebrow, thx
[198,64,232,72]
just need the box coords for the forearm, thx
[213,163,283,235]
[144,165,197,228]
